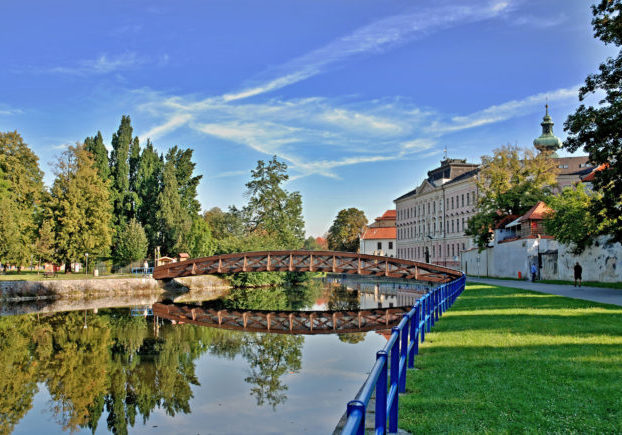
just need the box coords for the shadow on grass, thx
[398,284,622,433]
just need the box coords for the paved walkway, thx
[468,277,622,307]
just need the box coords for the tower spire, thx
[533,104,561,155]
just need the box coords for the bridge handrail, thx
[340,274,466,434]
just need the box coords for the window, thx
[462,218,465,232]
[451,220,454,232]
[456,219,459,232]
[466,192,470,206]
[433,202,436,214]
[462,243,465,251]
[432,246,435,257]
[461,194,464,207]
[427,202,430,214]
[452,244,455,257]
[389,241,393,250]
[377,242,382,250]
[451,197,454,209]
[558,164,569,169]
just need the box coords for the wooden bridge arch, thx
[153,250,462,283]
[152,303,415,335]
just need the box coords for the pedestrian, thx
[530,262,537,282]
[574,262,583,287]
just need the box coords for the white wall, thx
[557,237,622,282]
[360,238,396,257]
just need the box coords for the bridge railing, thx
[340,274,466,435]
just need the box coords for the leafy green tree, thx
[136,140,163,252]
[183,217,214,258]
[0,132,45,268]
[544,183,602,254]
[166,146,202,217]
[114,218,148,266]
[327,208,367,252]
[242,156,305,249]
[48,144,114,271]
[109,116,135,226]
[564,0,622,243]
[35,219,56,266]
[84,131,110,181]
[156,160,190,256]
[303,236,323,250]
[466,145,558,250]
[203,207,245,241]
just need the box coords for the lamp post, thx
[85,253,89,275]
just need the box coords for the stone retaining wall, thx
[0,275,230,301]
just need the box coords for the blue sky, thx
[0,0,614,236]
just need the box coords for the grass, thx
[467,274,622,290]
[399,283,622,433]
[0,270,143,281]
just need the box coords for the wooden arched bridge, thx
[152,303,413,335]
[153,250,462,283]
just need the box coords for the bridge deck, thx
[153,250,461,284]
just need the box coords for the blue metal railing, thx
[131,267,154,275]
[341,274,466,434]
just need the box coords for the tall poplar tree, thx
[84,131,110,181]
[128,136,141,218]
[166,146,202,216]
[136,140,163,252]
[156,160,190,255]
[109,116,133,225]
[48,144,113,272]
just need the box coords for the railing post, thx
[389,331,400,433]
[408,303,419,368]
[420,295,426,343]
[346,400,366,435]
[400,315,408,393]
[375,350,388,434]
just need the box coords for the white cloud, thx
[223,0,516,101]
[139,113,193,143]
[48,52,148,76]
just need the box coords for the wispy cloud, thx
[48,52,149,75]
[223,0,516,101]
[0,105,22,116]
[512,13,567,28]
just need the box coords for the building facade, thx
[394,108,594,268]
[359,210,396,257]
[394,159,479,268]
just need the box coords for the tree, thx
[544,183,602,254]
[136,140,163,252]
[203,207,245,241]
[563,0,622,243]
[466,145,558,250]
[156,160,190,256]
[114,218,148,266]
[84,131,110,181]
[241,156,305,249]
[48,144,114,271]
[109,115,135,226]
[35,219,56,267]
[183,217,214,258]
[327,208,367,252]
[166,146,202,217]
[0,131,45,268]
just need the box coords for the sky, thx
[0,0,616,236]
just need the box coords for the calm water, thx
[0,278,424,434]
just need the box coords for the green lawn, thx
[399,283,622,433]
[0,271,142,281]
[467,275,622,290]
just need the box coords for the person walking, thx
[530,263,538,282]
[574,262,583,287]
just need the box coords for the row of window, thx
[397,217,468,240]
[397,242,466,260]
[397,191,475,221]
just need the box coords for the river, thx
[0,276,426,434]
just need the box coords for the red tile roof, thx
[361,227,396,240]
[519,201,553,222]
[378,209,396,220]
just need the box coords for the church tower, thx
[533,104,562,155]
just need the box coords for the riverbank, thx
[0,275,230,302]
[398,283,622,433]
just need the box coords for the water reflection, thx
[0,278,424,434]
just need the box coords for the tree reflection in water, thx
[0,282,330,433]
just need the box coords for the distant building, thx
[359,210,396,257]
[394,107,594,268]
